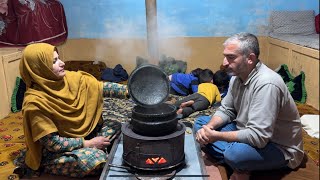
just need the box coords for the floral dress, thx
[14,82,127,178]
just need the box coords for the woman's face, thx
[52,51,66,79]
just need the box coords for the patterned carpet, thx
[0,97,318,179]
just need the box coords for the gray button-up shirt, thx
[214,61,304,169]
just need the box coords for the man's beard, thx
[225,68,235,76]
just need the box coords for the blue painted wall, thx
[59,0,319,38]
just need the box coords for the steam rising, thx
[95,13,192,68]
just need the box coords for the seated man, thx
[195,33,303,180]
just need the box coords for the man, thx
[195,33,303,180]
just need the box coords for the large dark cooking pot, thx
[131,103,178,136]
[132,103,177,121]
[128,64,178,136]
[128,64,170,107]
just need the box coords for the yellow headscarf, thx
[20,43,103,170]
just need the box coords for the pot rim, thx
[132,103,177,117]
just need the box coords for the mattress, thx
[269,33,319,50]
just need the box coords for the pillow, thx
[275,64,294,83]
[11,77,26,113]
[159,55,187,75]
[101,64,129,83]
[286,71,307,104]
[275,64,307,104]
[270,10,316,35]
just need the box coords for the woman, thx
[14,43,128,178]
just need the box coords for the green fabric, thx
[11,77,26,113]
[275,64,294,83]
[159,55,187,75]
[286,71,307,104]
[275,64,307,104]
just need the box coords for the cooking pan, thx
[128,64,170,107]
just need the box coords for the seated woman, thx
[175,69,221,118]
[169,68,203,96]
[13,43,128,178]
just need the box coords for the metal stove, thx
[100,121,208,180]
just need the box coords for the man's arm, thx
[206,115,224,129]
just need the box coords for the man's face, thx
[222,42,248,78]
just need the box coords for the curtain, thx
[0,0,68,47]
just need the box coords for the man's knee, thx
[194,116,211,131]
[223,143,252,170]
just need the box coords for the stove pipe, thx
[145,0,159,64]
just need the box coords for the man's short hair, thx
[223,32,260,58]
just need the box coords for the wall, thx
[59,0,319,38]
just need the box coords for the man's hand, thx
[83,136,111,149]
[196,125,220,145]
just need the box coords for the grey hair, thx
[223,32,260,58]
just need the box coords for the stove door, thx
[123,133,185,170]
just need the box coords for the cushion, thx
[275,64,307,104]
[135,55,187,75]
[101,64,129,83]
[286,71,307,104]
[11,77,26,113]
[275,64,294,83]
[159,55,187,75]
[270,10,316,35]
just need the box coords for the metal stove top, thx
[100,121,208,180]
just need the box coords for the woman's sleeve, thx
[102,82,129,99]
[39,133,84,153]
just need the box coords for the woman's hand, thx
[83,136,111,149]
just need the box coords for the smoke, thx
[94,13,192,69]
[157,13,192,60]
[95,17,145,68]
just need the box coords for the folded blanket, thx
[301,114,319,139]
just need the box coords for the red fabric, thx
[316,14,320,34]
[0,0,67,47]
